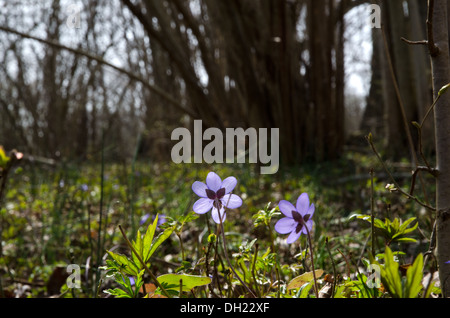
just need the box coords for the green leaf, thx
[380,246,403,298]
[438,83,450,96]
[143,215,159,263]
[404,253,423,298]
[157,274,211,292]
[298,281,314,298]
[411,121,421,129]
[107,250,140,276]
[0,147,10,169]
[145,225,175,262]
[178,211,199,225]
[287,270,324,290]
[394,237,417,243]
[351,214,385,229]
[104,288,132,298]
[398,217,418,235]
[132,230,143,266]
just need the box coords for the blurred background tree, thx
[0,0,445,166]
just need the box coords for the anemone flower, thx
[192,172,242,224]
[275,193,315,244]
[139,213,150,226]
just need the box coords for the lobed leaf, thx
[107,250,140,276]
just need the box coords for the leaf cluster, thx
[103,214,212,298]
[372,246,425,298]
[350,214,418,245]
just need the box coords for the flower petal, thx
[139,213,150,226]
[193,198,213,214]
[192,181,208,198]
[274,217,297,234]
[278,200,296,218]
[307,203,315,219]
[286,230,302,244]
[221,176,237,194]
[302,220,314,235]
[211,206,226,224]
[296,193,310,215]
[206,172,222,192]
[221,194,242,209]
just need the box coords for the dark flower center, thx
[292,210,311,234]
[206,188,226,210]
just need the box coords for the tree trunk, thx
[431,0,450,297]
[408,0,434,154]
[361,26,385,137]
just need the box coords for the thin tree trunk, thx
[431,0,450,297]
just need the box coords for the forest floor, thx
[0,146,438,298]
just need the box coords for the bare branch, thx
[427,0,440,56]
[0,25,198,119]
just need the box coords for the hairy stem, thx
[218,215,256,298]
[304,225,319,298]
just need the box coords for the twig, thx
[94,133,105,298]
[366,134,435,212]
[422,220,437,298]
[400,38,428,46]
[267,221,282,297]
[370,168,375,258]
[325,238,337,298]
[381,23,431,207]
[0,25,198,119]
[414,123,433,170]
[426,0,440,57]
[409,166,439,197]
[337,248,351,280]
[419,93,441,129]
[380,25,417,165]
[251,243,261,297]
[403,0,440,56]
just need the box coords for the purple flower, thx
[139,214,167,227]
[156,214,167,227]
[124,276,135,286]
[139,213,150,226]
[275,193,315,244]
[192,172,242,224]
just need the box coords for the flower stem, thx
[325,237,337,297]
[304,225,319,298]
[370,168,375,258]
[268,223,282,297]
[217,202,256,298]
